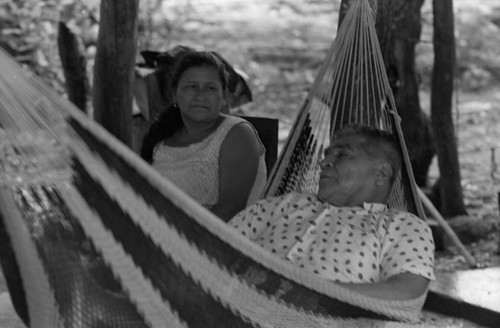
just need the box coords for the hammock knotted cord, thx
[264,0,425,220]
[0,1,429,327]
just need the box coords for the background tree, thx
[431,0,467,217]
[58,20,88,112]
[389,0,435,188]
[92,0,140,146]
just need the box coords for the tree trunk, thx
[431,0,467,217]
[390,0,435,188]
[58,21,89,113]
[92,0,139,147]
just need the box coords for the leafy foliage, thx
[0,0,99,94]
[0,0,181,96]
[455,8,500,90]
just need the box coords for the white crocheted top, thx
[152,115,266,207]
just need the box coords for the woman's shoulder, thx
[216,114,252,135]
[220,113,248,124]
[220,114,262,131]
[218,115,261,146]
[380,208,432,233]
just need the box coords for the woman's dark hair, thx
[140,51,229,163]
[170,51,229,93]
[140,103,182,163]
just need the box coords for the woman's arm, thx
[336,272,430,300]
[210,122,263,222]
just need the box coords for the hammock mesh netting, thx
[0,0,429,327]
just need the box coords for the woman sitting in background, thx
[140,51,266,222]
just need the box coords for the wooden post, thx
[418,187,477,268]
[498,192,500,255]
[431,0,467,216]
[58,21,89,113]
[92,0,140,147]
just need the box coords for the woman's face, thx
[317,134,379,206]
[175,66,225,124]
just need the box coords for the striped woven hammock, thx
[0,0,430,327]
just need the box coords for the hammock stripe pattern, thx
[0,95,423,327]
[0,0,429,327]
[0,71,424,327]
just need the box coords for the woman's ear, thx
[375,161,393,186]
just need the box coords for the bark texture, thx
[431,0,467,217]
[58,21,89,112]
[390,0,435,188]
[92,0,140,146]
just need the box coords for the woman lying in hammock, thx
[229,124,435,302]
[140,51,266,222]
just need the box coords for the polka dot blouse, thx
[229,192,435,284]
